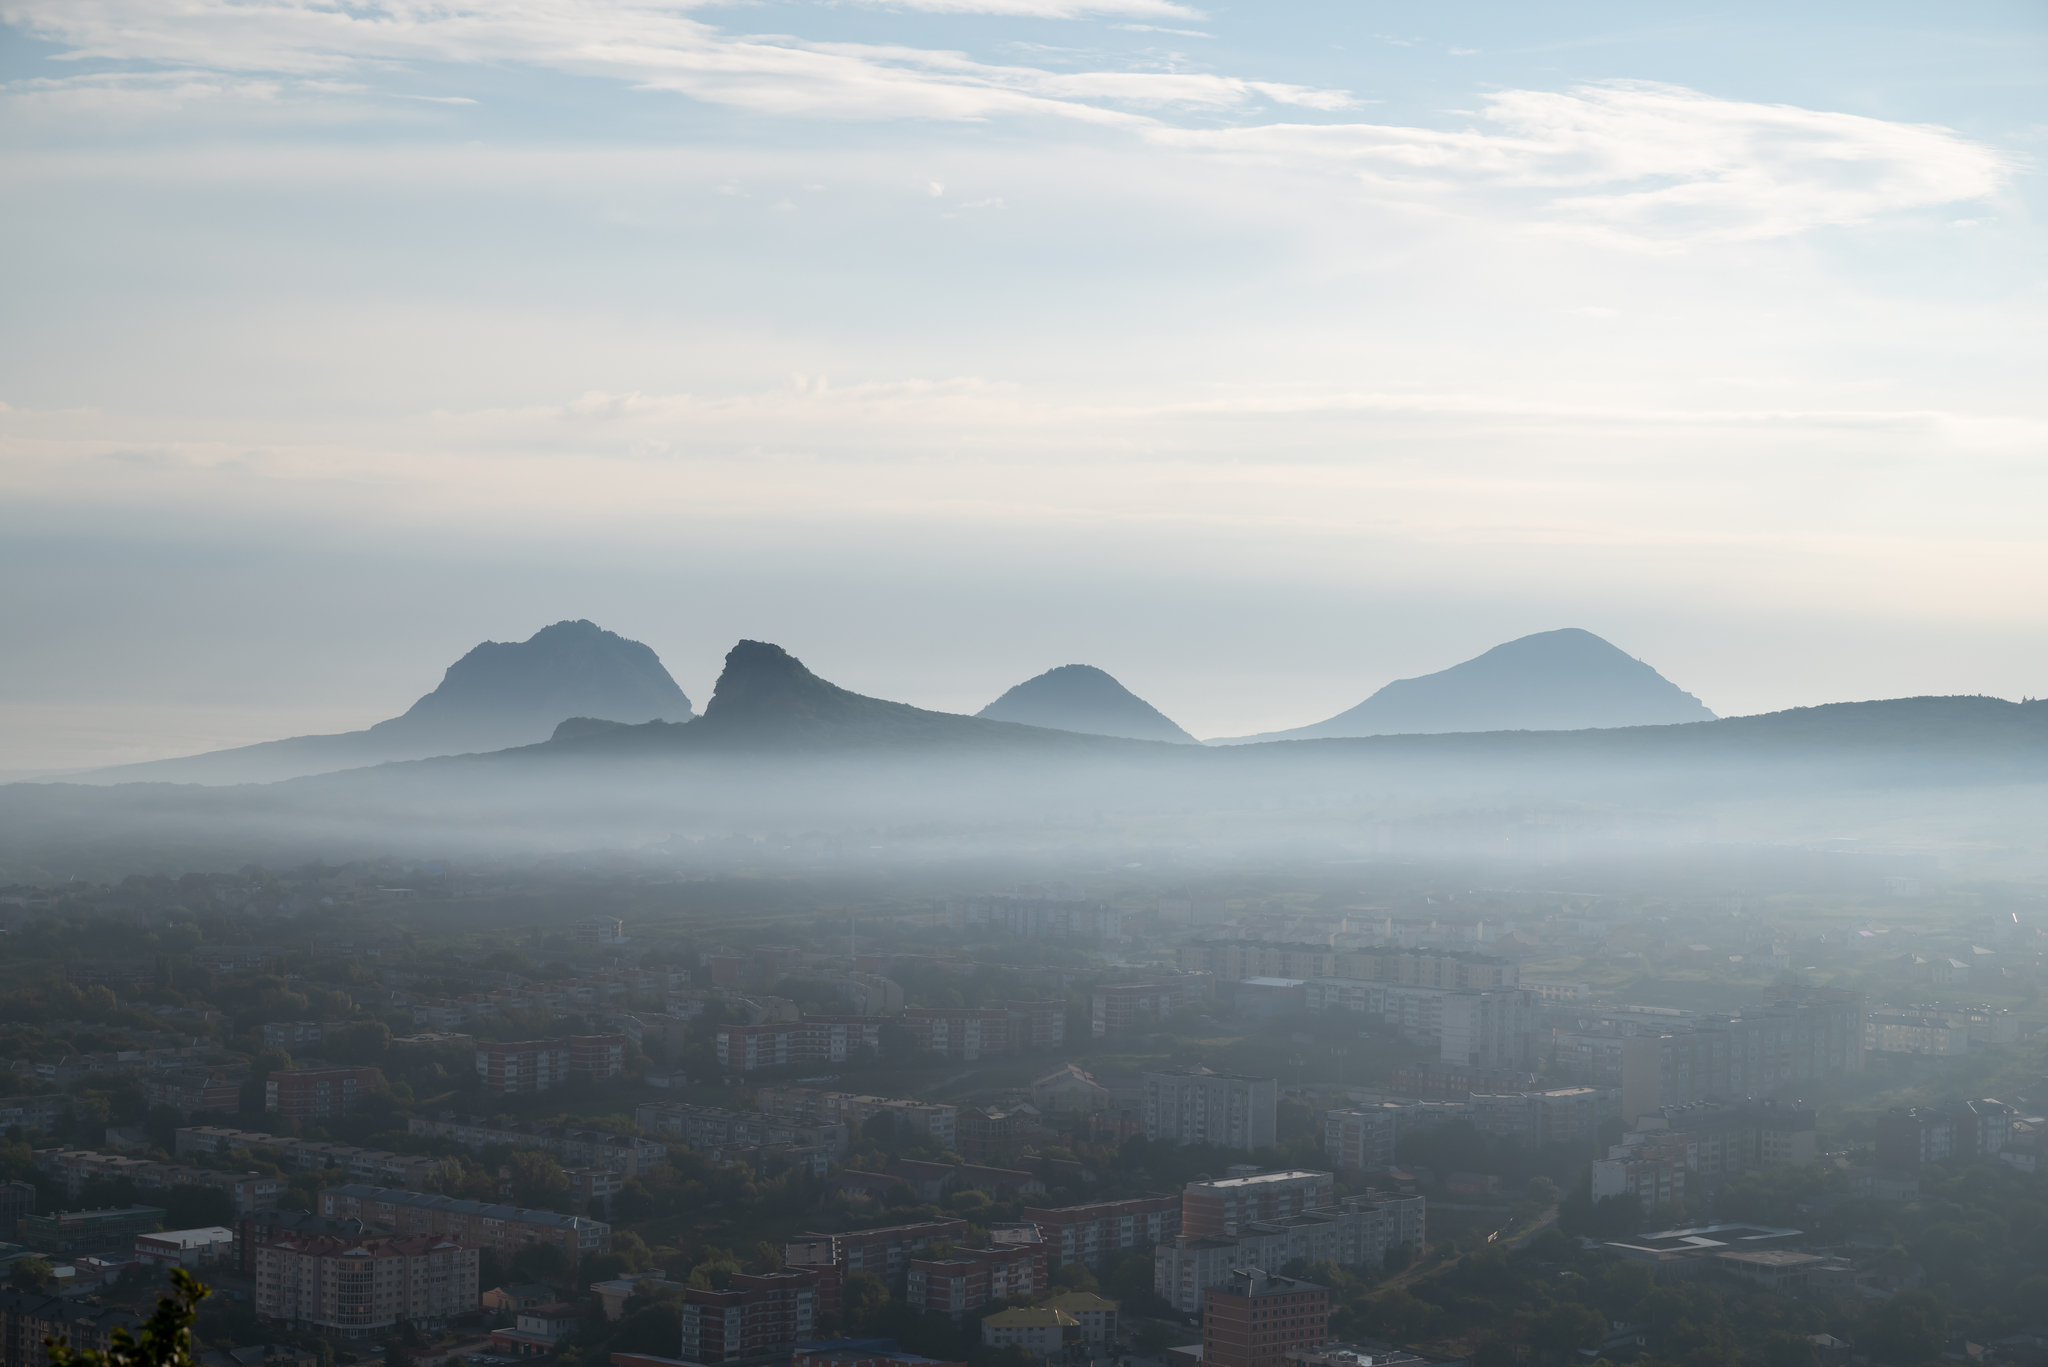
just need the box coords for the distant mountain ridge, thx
[1212,628,1714,743]
[535,641,1169,756]
[78,619,692,785]
[975,665,1198,744]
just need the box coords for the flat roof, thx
[1190,1170,1331,1190]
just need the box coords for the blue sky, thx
[1,0,2043,768]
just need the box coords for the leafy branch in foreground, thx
[45,1267,209,1367]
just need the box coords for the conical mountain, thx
[975,665,1198,744]
[1211,628,1714,743]
[81,619,692,784]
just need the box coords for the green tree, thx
[9,1255,53,1290]
[506,1150,571,1211]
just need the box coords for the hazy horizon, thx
[3,0,2043,773]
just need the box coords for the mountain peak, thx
[1212,627,1714,743]
[976,664,1198,743]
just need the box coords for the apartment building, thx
[260,1022,334,1050]
[0,1291,143,1367]
[1144,1070,1278,1150]
[757,1088,957,1149]
[406,1114,667,1176]
[177,1127,456,1191]
[1333,950,1519,990]
[318,1185,609,1259]
[146,1071,246,1117]
[906,1244,1042,1318]
[946,888,1122,942]
[1387,1061,1542,1100]
[1176,942,1339,981]
[1864,1013,1969,1056]
[1467,1088,1619,1147]
[1618,992,1863,1119]
[255,1231,478,1335]
[677,1271,819,1364]
[1628,1101,1817,1178]
[34,1151,287,1216]
[475,1035,628,1093]
[792,1219,969,1294]
[1589,1156,1685,1208]
[1200,1270,1330,1367]
[1875,1101,2017,1171]
[19,1206,166,1257]
[266,1067,382,1122]
[1021,1195,1180,1270]
[634,1102,848,1159]
[1181,1170,1334,1239]
[900,1002,1066,1060]
[1321,1101,1469,1173]
[714,1017,883,1074]
[1093,983,1194,1038]
[1154,1193,1423,1313]
[1550,1032,1629,1087]
[1437,989,1540,1070]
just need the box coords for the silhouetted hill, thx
[1212,628,1714,743]
[78,620,691,785]
[533,641,1165,756]
[975,665,1198,743]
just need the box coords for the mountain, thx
[78,620,692,784]
[974,665,1198,744]
[537,641,1170,755]
[1211,628,1714,743]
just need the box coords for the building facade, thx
[1181,1170,1334,1239]
[1201,1270,1330,1367]
[677,1270,819,1364]
[254,1232,479,1336]
[318,1185,608,1259]
[266,1067,382,1121]
[1021,1196,1180,1270]
[1144,1071,1278,1150]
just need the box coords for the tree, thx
[1862,1292,1945,1367]
[9,1255,53,1290]
[507,1151,571,1212]
[46,1268,207,1367]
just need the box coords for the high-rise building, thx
[1332,951,1519,989]
[1094,983,1194,1038]
[899,1002,1067,1060]
[474,1040,570,1094]
[1321,1101,1468,1173]
[1021,1196,1180,1270]
[906,1244,1043,1318]
[1467,1088,1619,1147]
[1438,990,1539,1070]
[792,1219,970,1294]
[1618,993,1863,1120]
[1875,1101,2016,1172]
[1181,1170,1334,1239]
[266,1067,381,1121]
[255,1232,478,1335]
[1201,1269,1330,1367]
[1176,942,1339,981]
[714,1018,883,1074]
[1144,1071,1277,1150]
[677,1270,819,1363]
[1156,1194,1423,1313]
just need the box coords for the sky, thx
[1,0,2044,770]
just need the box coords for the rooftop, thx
[984,1309,1078,1329]
[1188,1170,1331,1191]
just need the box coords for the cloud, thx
[0,4,2009,251]
[1153,80,2012,247]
